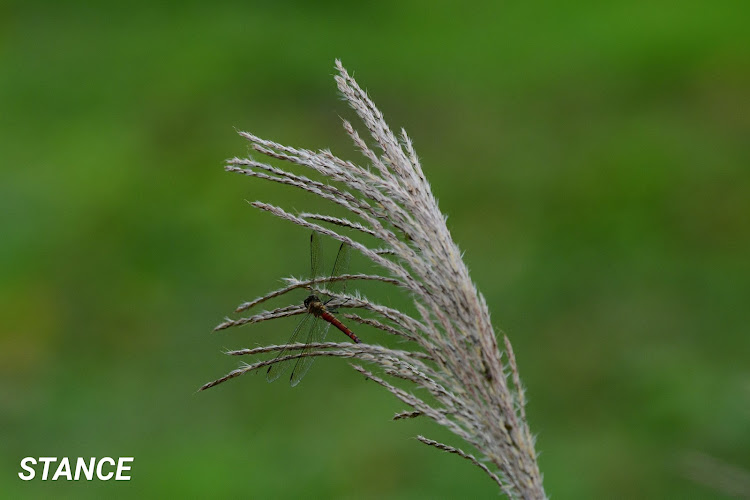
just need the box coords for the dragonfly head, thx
[304,294,321,310]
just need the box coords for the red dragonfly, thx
[267,232,361,386]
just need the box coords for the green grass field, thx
[2,1,748,497]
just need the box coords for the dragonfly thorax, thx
[304,294,325,315]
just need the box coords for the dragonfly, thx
[267,232,361,386]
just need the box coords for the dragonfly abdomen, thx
[320,310,361,344]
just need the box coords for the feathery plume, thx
[203,60,546,498]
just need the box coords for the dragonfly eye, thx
[303,295,319,308]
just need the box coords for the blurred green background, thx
[2,1,748,498]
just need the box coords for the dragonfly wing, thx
[325,242,352,299]
[289,315,332,387]
[267,313,313,383]
[310,232,322,279]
